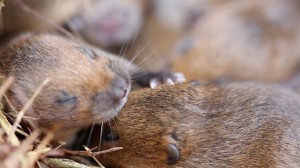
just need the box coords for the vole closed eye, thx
[55,91,77,106]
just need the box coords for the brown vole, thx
[171,0,300,82]
[0,34,185,140]
[97,82,300,167]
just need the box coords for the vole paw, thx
[149,72,186,88]
[134,71,185,88]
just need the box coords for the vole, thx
[0,33,184,141]
[171,0,300,82]
[97,81,300,167]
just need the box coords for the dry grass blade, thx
[8,79,50,142]
[26,128,55,167]
[0,109,19,146]
[0,130,39,168]
[0,77,20,146]
[0,76,14,101]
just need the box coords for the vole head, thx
[0,34,131,130]
[65,0,147,47]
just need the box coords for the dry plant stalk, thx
[0,0,4,33]
[0,131,39,168]
[0,77,20,146]
[49,146,124,158]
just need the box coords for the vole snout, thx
[110,76,130,101]
[91,74,130,122]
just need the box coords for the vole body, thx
[171,0,300,82]
[98,82,300,167]
[0,34,183,140]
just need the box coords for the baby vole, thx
[171,0,300,82]
[98,82,300,167]
[0,34,184,140]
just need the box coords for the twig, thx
[49,147,123,158]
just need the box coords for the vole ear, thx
[167,144,180,165]
[162,134,180,165]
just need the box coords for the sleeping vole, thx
[97,81,300,167]
[0,33,184,140]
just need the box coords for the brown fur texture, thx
[171,0,300,82]
[98,82,300,167]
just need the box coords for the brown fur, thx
[171,0,300,82]
[98,82,300,167]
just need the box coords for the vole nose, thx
[111,76,129,101]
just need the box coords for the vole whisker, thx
[129,41,151,66]
[99,121,104,151]
[112,118,121,140]
[119,40,128,58]
[108,121,115,147]
[128,22,142,53]
[134,50,154,68]
[129,51,154,75]
[120,39,130,59]
[130,72,150,82]
[86,121,95,147]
